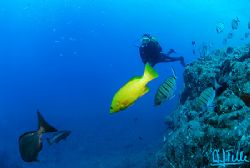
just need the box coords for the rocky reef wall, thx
[156,44,250,167]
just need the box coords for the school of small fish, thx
[215,17,250,44]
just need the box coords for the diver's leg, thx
[176,56,186,67]
[160,53,186,66]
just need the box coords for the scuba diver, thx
[139,34,186,67]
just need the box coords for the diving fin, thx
[37,110,57,133]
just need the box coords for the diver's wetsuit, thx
[139,34,185,67]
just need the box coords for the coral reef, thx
[156,44,250,167]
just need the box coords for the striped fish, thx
[197,87,216,111]
[154,67,177,106]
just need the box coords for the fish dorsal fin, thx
[171,66,177,79]
[37,110,57,133]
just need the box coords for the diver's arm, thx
[159,52,172,61]
[165,49,176,56]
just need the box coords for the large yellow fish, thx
[110,63,158,113]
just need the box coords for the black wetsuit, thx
[139,36,185,67]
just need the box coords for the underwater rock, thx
[157,44,250,167]
[216,90,245,115]
[238,49,250,62]
[240,82,250,106]
[226,46,234,54]
[164,116,175,130]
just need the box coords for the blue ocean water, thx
[0,0,249,167]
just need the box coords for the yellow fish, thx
[110,63,158,114]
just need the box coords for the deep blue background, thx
[0,0,249,167]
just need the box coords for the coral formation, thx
[156,44,250,167]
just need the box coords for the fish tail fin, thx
[143,63,158,82]
[46,138,52,145]
[37,110,57,133]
